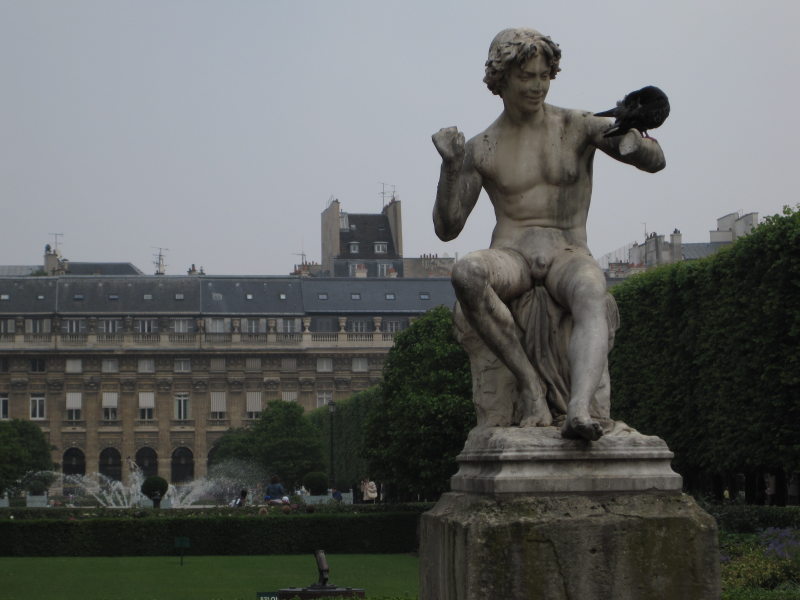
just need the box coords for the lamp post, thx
[328,400,336,490]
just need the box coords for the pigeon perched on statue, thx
[594,86,670,139]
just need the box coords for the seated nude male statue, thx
[433,28,665,441]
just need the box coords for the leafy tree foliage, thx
[364,306,474,500]
[307,386,378,489]
[0,419,54,494]
[210,400,324,490]
[610,206,800,478]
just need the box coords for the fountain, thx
[54,459,267,508]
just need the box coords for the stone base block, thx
[420,492,720,600]
[452,424,683,495]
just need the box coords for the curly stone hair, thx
[483,28,562,96]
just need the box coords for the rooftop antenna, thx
[379,182,396,208]
[48,233,63,253]
[152,247,168,275]
[642,222,647,239]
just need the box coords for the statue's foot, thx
[561,416,604,441]
[519,387,552,427]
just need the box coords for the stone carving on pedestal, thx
[421,27,718,600]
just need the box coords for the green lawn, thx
[0,554,419,600]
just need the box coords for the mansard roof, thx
[301,278,454,313]
[0,275,456,316]
[338,213,399,259]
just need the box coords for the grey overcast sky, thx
[1,0,797,275]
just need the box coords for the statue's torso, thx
[472,105,595,249]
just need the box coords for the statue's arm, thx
[588,114,666,173]
[432,127,483,241]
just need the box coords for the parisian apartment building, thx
[0,196,458,486]
[0,271,455,485]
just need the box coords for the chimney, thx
[670,229,682,263]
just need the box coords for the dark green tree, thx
[211,400,324,491]
[0,419,54,495]
[208,427,255,466]
[252,400,324,490]
[364,306,474,500]
[610,205,800,489]
[307,386,378,489]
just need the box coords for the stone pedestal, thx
[419,426,720,600]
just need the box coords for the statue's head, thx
[484,28,562,96]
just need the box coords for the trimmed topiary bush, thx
[140,476,168,500]
[303,471,328,496]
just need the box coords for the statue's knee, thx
[452,257,488,296]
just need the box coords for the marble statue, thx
[433,28,666,441]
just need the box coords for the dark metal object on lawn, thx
[276,550,365,599]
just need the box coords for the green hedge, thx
[710,504,800,533]
[610,206,800,476]
[0,511,421,557]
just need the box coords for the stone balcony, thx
[0,331,397,352]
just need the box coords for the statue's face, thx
[502,52,551,113]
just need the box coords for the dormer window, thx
[374,242,388,254]
[349,242,359,254]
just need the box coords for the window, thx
[242,318,261,334]
[99,319,121,333]
[174,293,184,300]
[210,357,226,371]
[348,320,369,333]
[36,295,45,301]
[245,293,254,301]
[30,395,46,420]
[30,359,46,373]
[349,242,359,254]
[143,294,153,300]
[108,294,119,301]
[102,392,118,421]
[281,357,297,371]
[245,357,261,371]
[419,292,431,300]
[66,392,82,421]
[351,293,361,300]
[385,320,403,332]
[174,393,191,420]
[374,242,388,254]
[279,292,287,300]
[26,319,51,334]
[0,319,15,334]
[63,319,86,334]
[210,391,226,419]
[72,294,84,301]
[211,292,223,301]
[316,390,333,408]
[246,391,262,419]
[138,359,155,373]
[0,294,9,301]
[385,292,396,300]
[138,392,155,420]
[101,359,119,373]
[0,394,8,419]
[174,358,191,373]
[352,357,369,372]
[316,358,333,372]
[136,319,158,333]
[172,318,193,333]
[318,293,328,300]
[207,318,226,333]
[378,263,392,277]
[65,359,82,373]
[279,318,300,333]
[281,391,298,402]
